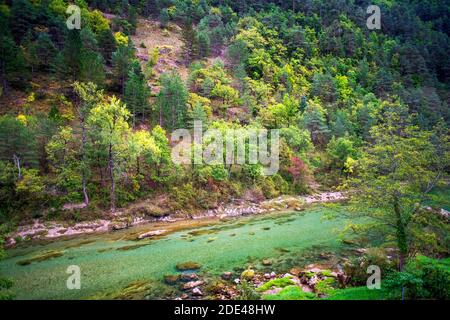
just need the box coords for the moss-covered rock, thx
[17,250,64,266]
[176,261,202,271]
[241,269,255,280]
[164,274,180,284]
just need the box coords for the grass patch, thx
[256,277,295,292]
[263,286,316,300]
[326,286,386,300]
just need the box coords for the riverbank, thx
[0,205,352,299]
[5,192,346,246]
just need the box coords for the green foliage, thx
[256,276,295,292]
[384,256,450,300]
[326,286,386,300]
[263,285,315,300]
[326,136,357,171]
[112,41,135,92]
[0,115,38,181]
[343,109,449,268]
[157,71,188,130]
[315,277,336,295]
[236,280,261,300]
[124,60,151,125]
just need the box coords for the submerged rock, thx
[176,261,202,271]
[221,272,232,280]
[262,259,272,266]
[137,229,166,240]
[164,274,180,284]
[180,273,198,282]
[241,269,255,280]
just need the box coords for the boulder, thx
[289,268,302,276]
[138,229,166,240]
[110,222,127,231]
[163,274,180,284]
[176,261,202,271]
[180,273,198,282]
[262,259,272,266]
[183,281,204,290]
[221,272,232,280]
[241,269,255,280]
[192,287,203,296]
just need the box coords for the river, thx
[0,205,348,299]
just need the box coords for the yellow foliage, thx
[16,114,28,126]
[114,32,128,46]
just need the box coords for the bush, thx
[384,256,450,300]
[263,285,315,300]
[344,248,394,286]
[236,280,261,300]
[256,277,295,292]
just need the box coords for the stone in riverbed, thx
[180,273,198,282]
[221,272,232,280]
[138,229,166,240]
[183,280,204,290]
[241,269,255,280]
[110,222,128,231]
[176,261,202,271]
[262,259,272,266]
[289,267,302,276]
[192,287,203,296]
[164,274,180,284]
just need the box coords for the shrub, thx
[236,280,261,300]
[256,277,295,292]
[263,285,315,300]
[384,256,450,300]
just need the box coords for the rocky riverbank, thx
[5,192,346,246]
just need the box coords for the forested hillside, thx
[0,0,449,301]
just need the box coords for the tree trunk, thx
[13,154,22,180]
[394,194,408,271]
[108,143,116,212]
[81,120,89,206]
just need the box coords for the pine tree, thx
[112,41,135,93]
[35,33,57,72]
[80,28,105,86]
[157,71,188,130]
[0,116,38,179]
[159,8,169,29]
[97,28,117,65]
[63,30,82,79]
[10,0,36,43]
[124,60,151,126]
[197,31,211,58]
[181,21,199,66]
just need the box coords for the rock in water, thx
[241,269,255,280]
[221,272,232,280]
[138,229,166,240]
[262,259,272,266]
[192,287,203,296]
[183,281,204,290]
